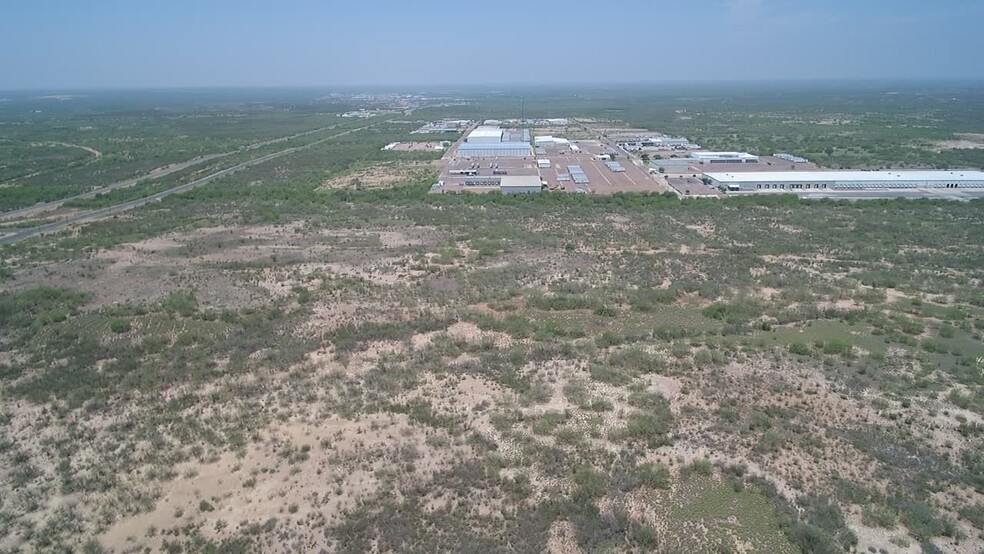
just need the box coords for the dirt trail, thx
[42,141,103,158]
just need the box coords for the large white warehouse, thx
[456,142,532,157]
[466,126,504,144]
[705,170,984,192]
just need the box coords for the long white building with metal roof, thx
[691,151,759,164]
[466,126,504,144]
[705,170,984,192]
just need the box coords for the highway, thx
[0,120,387,246]
[0,124,345,223]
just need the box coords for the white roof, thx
[534,135,570,145]
[691,151,757,158]
[457,142,530,150]
[469,126,503,139]
[500,175,542,187]
[705,170,984,183]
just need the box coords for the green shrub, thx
[109,319,131,334]
[160,291,198,317]
[587,398,614,412]
[608,347,661,373]
[701,295,765,324]
[862,504,897,528]
[821,339,852,356]
[593,305,617,317]
[596,331,624,347]
[788,342,811,356]
[617,412,673,447]
[949,390,972,410]
[571,466,607,503]
[785,522,841,554]
[0,286,88,334]
[532,411,569,435]
[529,293,596,311]
[634,462,671,489]
[589,364,630,385]
[958,504,984,529]
[901,501,962,540]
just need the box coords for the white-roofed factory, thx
[705,170,984,192]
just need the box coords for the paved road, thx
[0,124,344,223]
[0,120,386,246]
[441,121,479,161]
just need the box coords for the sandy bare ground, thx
[5,221,440,311]
[100,415,472,551]
[320,160,439,190]
[37,141,103,158]
[930,133,984,151]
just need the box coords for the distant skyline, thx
[1,0,983,90]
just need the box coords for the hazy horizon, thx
[4,78,984,95]
[1,0,983,90]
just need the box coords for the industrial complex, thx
[424,116,984,200]
[431,119,663,195]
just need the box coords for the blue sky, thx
[1,0,982,89]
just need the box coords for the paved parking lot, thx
[537,141,665,194]
[437,156,539,192]
[667,177,721,197]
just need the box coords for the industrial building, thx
[413,120,471,134]
[650,158,693,172]
[500,175,543,194]
[617,135,695,151]
[456,125,533,157]
[774,152,809,163]
[691,152,760,164]
[567,165,589,184]
[534,135,571,146]
[466,126,504,144]
[456,142,532,157]
[705,170,984,192]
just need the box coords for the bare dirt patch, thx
[930,133,984,151]
[100,415,471,552]
[319,160,439,190]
